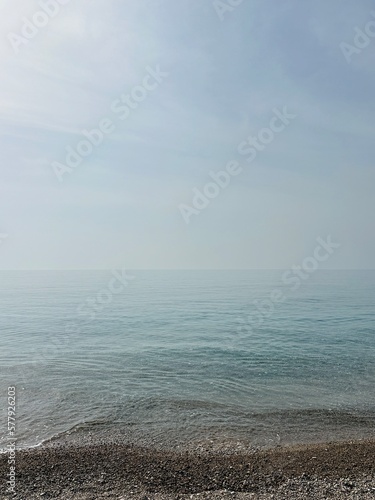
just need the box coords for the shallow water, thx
[0,270,374,451]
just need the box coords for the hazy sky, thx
[0,0,374,269]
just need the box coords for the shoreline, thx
[1,439,374,499]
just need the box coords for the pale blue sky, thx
[0,0,374,269]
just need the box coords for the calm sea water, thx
[0,270,374,452]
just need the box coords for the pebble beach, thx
[1,439,374,499]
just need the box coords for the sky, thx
[0,0,374,270]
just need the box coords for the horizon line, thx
[0,268,374,272]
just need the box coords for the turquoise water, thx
[0,270,374,451]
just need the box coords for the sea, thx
[0,270,374,452]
